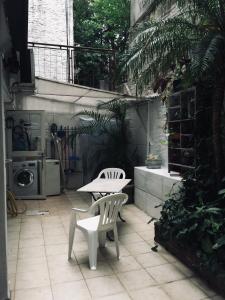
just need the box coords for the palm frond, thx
[126,16,203,91]
[191,33,225,78]
[126,0,225,93]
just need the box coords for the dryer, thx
[12,161,39,198]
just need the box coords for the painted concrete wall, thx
[126,103,148,165]
[134,167,181,218]
[131,0,177,26]
[126,99,168,168]
[0,60,9,300]
[130,0,151,25]
[28,0,74,82]
[0,0,11,297]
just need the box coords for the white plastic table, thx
[77,178,131,223]
[77,178,131,195]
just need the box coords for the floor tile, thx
[47,254,77,267]
[173,260,194,277]
[137,230,155,243]
[48,263,83,284]
[20,231,43,240]
[8,231,20,241]
[52,280,91,300]
[117,269,156,291]
[119,233,144,244]
[72,241,89,252]
[99,293,131,300]
[100,243,130,260]
[75,250,104,264]
[17,258,47,273]
[14,286,53,300]
[146,263,186,284]
[44,234,67,246]
[86,275,124,298]
[163,279,208,300]
[18,246,46,260]
[8,274,16,291]
[135,252,168,268]
[124,241,151,255]
[43,227,65,237]
[109,256,142,273]
[8,192,216,300]
[19,237,44,248]
[15,267,50,290]
[45,244,68,256]
[80,261,113,278]
[8,260,17,275]
[130,286,171,300]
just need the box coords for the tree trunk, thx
[212,78,225,187]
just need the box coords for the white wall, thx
[127,99,168,168]
[130,0,151,26]
[0,1,10,297]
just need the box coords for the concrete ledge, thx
[134,167,182,218]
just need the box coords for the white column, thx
[0,58,9,300]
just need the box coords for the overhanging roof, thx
[34,77,153,107]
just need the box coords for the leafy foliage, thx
[74,0,130,87]
[126,0,225,278]
[70,99,138,179]
[126,0,225,93]
[157,84,225,274]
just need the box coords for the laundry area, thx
[5,77,135,204]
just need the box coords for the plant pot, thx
[154,222,225,298]
[145,159,162,169]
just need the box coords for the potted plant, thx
[145,153,162,169]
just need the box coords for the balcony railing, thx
[28,42,116,90]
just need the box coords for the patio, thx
[7,191,221,300]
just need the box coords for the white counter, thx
[134,167,182,219]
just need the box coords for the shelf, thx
[181,133,193,136]
[168,163,195,169]
[169,105,180,109]
[168,87,196,175]
[169,147,194,151]
[169,119,194,123]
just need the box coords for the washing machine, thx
[12,161,39,198]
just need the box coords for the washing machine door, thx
[15,169,34,187]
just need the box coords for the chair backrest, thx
[97,168,125,179]
[91,193,128,231]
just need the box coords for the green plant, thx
[158,168,225,272]
[126,0,225,186]
[74,0,130,87]
[70,99,138,179]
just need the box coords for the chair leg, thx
[68,213,76,260]
[99,231,106,248]
[88,232,98,270]
[113,226,120,260]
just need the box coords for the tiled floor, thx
[7,191,224,300]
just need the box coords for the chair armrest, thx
[72,208,88,213]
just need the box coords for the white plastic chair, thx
[68,193,128,270]
[98,168,126,180]
[92,168,126,202]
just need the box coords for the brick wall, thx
[28,0,74,81]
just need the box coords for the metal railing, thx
[28,42,116,90]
